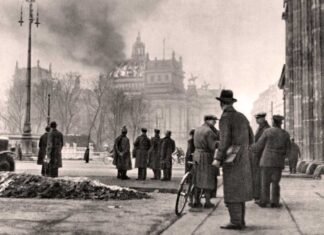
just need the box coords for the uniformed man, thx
[46,121,64,178]
[252,112,270,202]
[213,90,254,230]
[288,138,301,174]
[148,129,162,180]
[113,126,132,180]
[160,130,176,181]
[37,126,50,176]
[134,128,151,180]
[251,115,291,208]
[193,115,219,208]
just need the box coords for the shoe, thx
[122,176,130,180]
[204,203,215,208]
[256,201,267,208]
[192,202,203,208]
[270,203,282,208]
[220,223,243,230]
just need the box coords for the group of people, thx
[37,121,64,178]
[183,89,298,230]
[113,126,176,181]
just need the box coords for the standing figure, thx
[148,129,161,180]
[252,115,291,208]
[252,112,270,202]
[288,138,301,174]
[84,147,90,163]
[37,126,50,176]
[193,115,219,208]
[185,129,195,173]
[160,130,176,181]
[113,126,132,180]
[46,121,64,178]
[214,90,254,230]
[134,128,151,180]
[17,144,22,161]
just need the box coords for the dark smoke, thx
[2,0,161,72]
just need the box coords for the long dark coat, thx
[47,129,64,169]
[134,134,151,168]
[193,123,219,190]
[252,127,291,169]
[185,138,195,173]
[160,136,176,169]
[113,134,132,170]
[216,106,254,203]
[37,132,48,165]
[148,135,161,170]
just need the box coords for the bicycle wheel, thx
[175,172,192,216]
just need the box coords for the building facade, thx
[110,33,222,147]
[251,84,284,131]
[281,0,324,164]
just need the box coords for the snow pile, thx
[0,173,149,200]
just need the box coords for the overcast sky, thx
[0,0,285,117]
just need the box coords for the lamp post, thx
[47,94,51,126]
[19,0,40,157]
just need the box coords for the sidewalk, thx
[163,177,324,235]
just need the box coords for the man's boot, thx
[117,170,121,179]
[143,168,147,180]
[136,168,141,180]
[156,169,161,180]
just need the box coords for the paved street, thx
[6,160,324,234]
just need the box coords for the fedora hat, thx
[215,89,237,103]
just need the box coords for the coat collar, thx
[223,105,236,113]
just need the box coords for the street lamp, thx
[18,0,40,157]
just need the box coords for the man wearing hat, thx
[193,115,219,208]
[113,126,132,180]
[134,128,151,180]
[46,121,64,178]
[213,90,254,230]
[185,129,195,174]
[252,112,270,202]
[160,130,176,181]
[251,115,290,208]
[37,126,50,176]
[288,138,301,174]
[148,129,162,180]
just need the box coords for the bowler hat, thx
[154,129,160,134]
[272,115,284,122]
[204,115,218,121]
[215,89,237,103]
[189,129,195,135]
[255,112,267,119]
[141,128,147,133]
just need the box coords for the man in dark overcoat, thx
[185,129,195,174]
[46,121,64,178]
[193,115,219,208]
[160,130,175,181]
[251,115,290,208]
[288,138,301,174]
[37,126,50,176]
[113,126,132,180]
[134,128,151,180]
[252,112,270,202]
[213,90,254,230]
[148,129,161,180]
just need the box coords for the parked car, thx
[0,137,15,171]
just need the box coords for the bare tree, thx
[52,72,81,135]
[127,94,149,142]
[1,78,26,133]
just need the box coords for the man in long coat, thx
[148,129,161,180]
[46,121,64,178]
[113,126,132,180]
[214,90,253,230]
[37,126,50,176]
[252,112,270,202]
[134,128,151,180]
[193,115,219,208]
[252,115,290,208]
[185,129,195,174]
[160,130,175,181]
[288,138,301,174]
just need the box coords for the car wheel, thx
[0,154,15,171]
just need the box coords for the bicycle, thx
[175,161,204,216]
